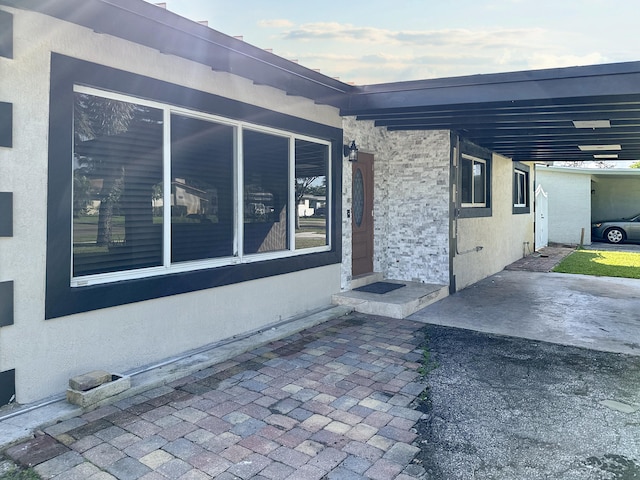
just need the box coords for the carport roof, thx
[343,62,640,163]
[5,0,640,163]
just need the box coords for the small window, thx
[512,163,530,214]
[461,154,486,208]
[514,170,527,207]
[457,139,492,218]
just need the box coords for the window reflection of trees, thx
[73,93,163,276]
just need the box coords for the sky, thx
[149,0,640,86]
[148,0,640,167]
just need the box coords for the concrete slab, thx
[409,270,640,356]
[333,280,449,319]
[589,241,640,252]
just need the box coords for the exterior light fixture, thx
[343,140,358,162]
[572,120,611,129]
[578,144,621,151]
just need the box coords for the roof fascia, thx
[0,0,353,108]
[344,62,640,115]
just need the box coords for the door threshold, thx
[349,272,383,290]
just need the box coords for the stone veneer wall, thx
[342,118,450,289]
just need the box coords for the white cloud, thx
[270,21,612,83]
[526,52,608,70]
[258,18,293,28]
[282,22,548,51]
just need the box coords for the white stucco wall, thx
[536,167,592,245]
[453,153,535,291]
[0,7,342,403]
[342,118,450,288]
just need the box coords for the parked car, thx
[591,213,640,244]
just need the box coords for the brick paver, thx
[5,313,428,478]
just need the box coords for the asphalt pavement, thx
[414,324,640,479]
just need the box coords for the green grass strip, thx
[0,468,40,480]
[553,249,640,279]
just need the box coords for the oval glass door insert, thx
[353,168,364,227]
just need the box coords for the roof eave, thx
[0,0,353,108]
[344,62,640,115]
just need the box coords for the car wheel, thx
[605,227,625,244]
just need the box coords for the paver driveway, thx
[6,314,429,479]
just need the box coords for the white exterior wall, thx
[536,168,592,245]
[342,118,450,288]
[453,154,535,290]
[0,7,341,403]
[592,176,640,220]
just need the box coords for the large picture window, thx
[71,87,332,286]
[47,55,341,319]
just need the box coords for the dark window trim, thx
[0,368,15,407]
[0,192,12,237]
[512,162,531,215]
[0,281,13,327]
[0,102,12,148]
[0,10,12,60]
[457,138,492,219]
[46,53,342,319]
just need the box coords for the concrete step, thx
[332,280,449,319]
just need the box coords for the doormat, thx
[354,282,406,294]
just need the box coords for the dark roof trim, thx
[0,0,353,108]
[344,62,640,114]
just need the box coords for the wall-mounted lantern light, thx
[343,140,358,162]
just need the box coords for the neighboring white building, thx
[297,195,326,218]
[536,166,640,245]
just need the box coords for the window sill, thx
[458,207,492,219]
